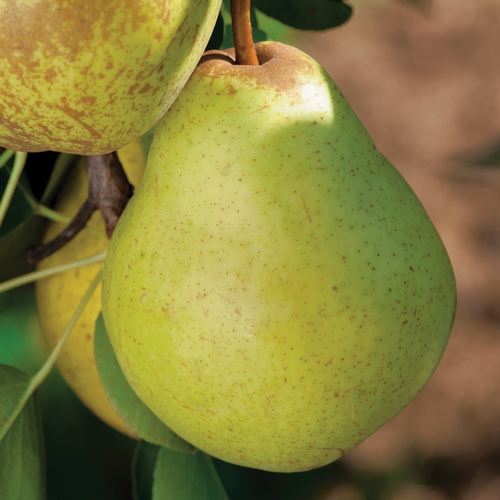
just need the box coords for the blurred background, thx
[2,0,500,498]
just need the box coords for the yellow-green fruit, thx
[36,141,144,438]
[0,0,221,154]
[101,42,456,471]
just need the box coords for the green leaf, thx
[219,6,270,50]
[249,8,269,43]
[133,442,229,500]
[132,440,160,500]
[0,364,31,438]
[94,313,195,453]
[0,214,44,282]
[221,23,234,50]
[153,446,229,500]
[0,152,75,282]
[221,23,268,51]
[38,153,76,206]
[206,11,225,51]
[0,365,46,500]
[221,0,231,15]
[393,0,432,14]
[253,0,352,31]
[0,159,33,238]
[0,148,15,170]
[457,137,500,169]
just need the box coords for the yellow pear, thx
[0,0,221,154]
[102,42,456,471]
[36,141,144,438]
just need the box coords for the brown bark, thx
[25,152,133,266]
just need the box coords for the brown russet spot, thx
[0,1,148,70]
[139,83,153,94]
[198,42,320,105]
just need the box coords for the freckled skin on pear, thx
[101,42,456,473]
[0,0,221,154]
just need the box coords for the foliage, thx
[252,0,352,31]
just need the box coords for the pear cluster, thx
[2,0,456,479]
[100,42,456,472]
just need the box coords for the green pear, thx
[0,0,221,155]
[101,41,456,473]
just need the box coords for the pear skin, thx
[0,0,221,154]
[36,141,144,438]
[101,42,456,471]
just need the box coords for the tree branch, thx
[25,152,133,266]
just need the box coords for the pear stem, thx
[25,152,133,266]
[231,0,259,66]
[25,197,97,265]
[85,152,133,239]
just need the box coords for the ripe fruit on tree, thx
[0,0,221,155]
[101,42,456,472]
[36,141,145,438]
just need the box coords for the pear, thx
[101,42,456,472]
[36,141,144,438]
[0,0,221,155]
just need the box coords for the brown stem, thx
[25,152,133,266]
[231,0,259,66]
[85,152,133,239]
[25,198,97,265]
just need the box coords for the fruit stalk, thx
[230,0,259,65]
[85,153,134,238]
[25,196,96,265]
[25,152,133,265]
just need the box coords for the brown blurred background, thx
[294,1,500,499]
